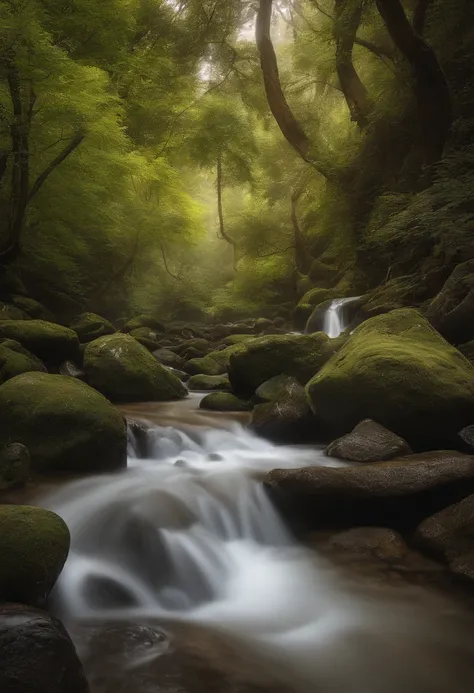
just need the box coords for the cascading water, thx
[43,414,474,693]
[322,297,360,338]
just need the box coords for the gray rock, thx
[326,419,412,463]
[0,603,89,693]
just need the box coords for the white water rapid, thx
[323,297,360,338]
[43,414,474,693]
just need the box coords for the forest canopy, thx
[0,0,472,324]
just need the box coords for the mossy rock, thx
[0,320,79,363]
[11,296,56,322]
[306,309,474,448]
[228,333,342,398]
[223,334,257,346]
[459,340,474,365]
[0,505,70,605]
[123,315,166,333]
[0,442,30,490]
[255,317,274,333]
[251,380,318,443]
[296,276,314,300]
[293,303,313,331]
[188,374,231,392]
[0,339,46,383]
[359,275,426,320]
[70,312,115,343]
[427,260,474,344]
[174,338,211,356]
[0,372,127,473]
[300,288,333,307]
[254,374,298,403]
[199,392,252,412]
[84,333,187,403]
[0,302,30,321]
[184,343,246,376]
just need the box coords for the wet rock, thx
[427,260,474,344]
[153,347,185,370]
[84,334,187,403]
[0,319,79,363]
[327,527,408,563]
[0,372,127,473]
[266,451,474,531]
[70,312,115,343]
[326,419,412,463]
[200,393,252,412]
[0,443,30,491]
[254,374,299,403]
[187,374,231,392]
[127,419,149,458]
[0,603,89,693]
[416,494,474,580]
[228,333,341,398]
[0,506,70,605]
[0,338,47,383]
[306,309,474,449]
[123,315,166,334]
[305,299,333,334]
[251,380,319,444]
[59,359,86,380]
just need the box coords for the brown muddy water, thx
[12,395,474,693]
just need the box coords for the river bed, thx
[14,396,474,693]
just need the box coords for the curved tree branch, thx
[28,130,85,202]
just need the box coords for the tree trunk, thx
[216,154,237,271]
[290,188,311,274]
[375,0,452,168]
[334,0,372,130]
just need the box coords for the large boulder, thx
[306,309,474,448]
[84,334,187,403]
[326,419,412,463]
[415,494,474,581]
[70,312,115,343]
[228,333,341,398]
[254,374,298,403]
[0,320,79,363]
[427,260,474,344]
[0,372,127,473]
[0,443,30,490]
[11,296,56,322]
[0,506,70,605]
[0,339,47,383]
[250,380,319,443]
[0,603,89,693]
[153,347,185,370]
[266,451,474,531]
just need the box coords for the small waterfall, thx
[323,297,360,338]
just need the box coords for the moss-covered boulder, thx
[84,333,187,402]
[174,338,211,356]
[184,343,246,377]
[251,380,319,443]
[152,347,185,370]
[0,303,30,321]
[300,288,333,307]
[293,302,313,331]
[188,374,231,391]
[200,392,252,412]
[11,296,56,322]
[306,309,474,448]
[0,320,79,363]
[427,260,474,344]
[0,339,46,383]
[70,312,115,343]
[0,505,70,605]
[228,333,341,398]
[0,372,127,473]
[254,374,298,403]
[123,315,165,334]
[0,443,30,490]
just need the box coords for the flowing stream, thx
[323,297,360,338]
[41,400,474,693]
